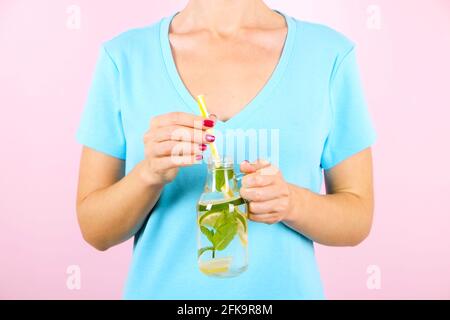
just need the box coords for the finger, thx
[239,160,257,174]
[248,199,282,215]
[151,112,215,130]
[240,159,271,174]
[157,154,203,169]
[152,141,206,157]
[251,159,271,170]
[154,126,216,144]
[248,213,277,224]
[240,185,279,202]
[209,114,217,122]
[241,172,275,188]
[258,164,280,176]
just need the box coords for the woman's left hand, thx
[239,160,294,224]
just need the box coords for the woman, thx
[76,0,376,299]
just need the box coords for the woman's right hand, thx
[141,112,216,186]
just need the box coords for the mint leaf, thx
[213,212,238,251]
[200,225,215,244]
[215,170,225,192]
[213,221,238,251]
[214,168,234,192]
[198,246,215,258]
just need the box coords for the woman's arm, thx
[239,148,374,246]
[286,148,374,246]
[76,149,162,251]
[76,112,215,251]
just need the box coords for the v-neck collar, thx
[159,9,296,128]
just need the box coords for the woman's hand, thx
[238,150,374,247]
[239,160,295,224]
[141,112,216,186]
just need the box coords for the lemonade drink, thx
[196,159,248,277]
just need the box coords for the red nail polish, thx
[203,119,214,128]
[205,134,215,142]
[196,154,203,161]
[199,144,207,151]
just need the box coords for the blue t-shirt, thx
[76,11,376,299]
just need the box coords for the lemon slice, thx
[199,257,232,275]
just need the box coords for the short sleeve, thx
[76,45,126,160]
[320,47,376,170]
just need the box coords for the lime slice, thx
[235,212,248,246]
[198,211,222,227]
[234,211,247,232]
[197,197,246,212]
[221,186,235,199]
[199,257,232,275]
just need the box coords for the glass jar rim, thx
[206,156,234,169]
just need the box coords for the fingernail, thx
[209,114,217,121]
[199,144,207,151]
[203,119,215,128]
[243,160,249,163]
[196,154,203,161]
[205,134,215,142]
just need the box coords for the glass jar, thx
[196,157,248,277]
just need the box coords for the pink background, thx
[1,0,449,299]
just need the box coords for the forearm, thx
[284,184,373,246]
[77,161,162,251]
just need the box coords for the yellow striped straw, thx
[196,95,220,163]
